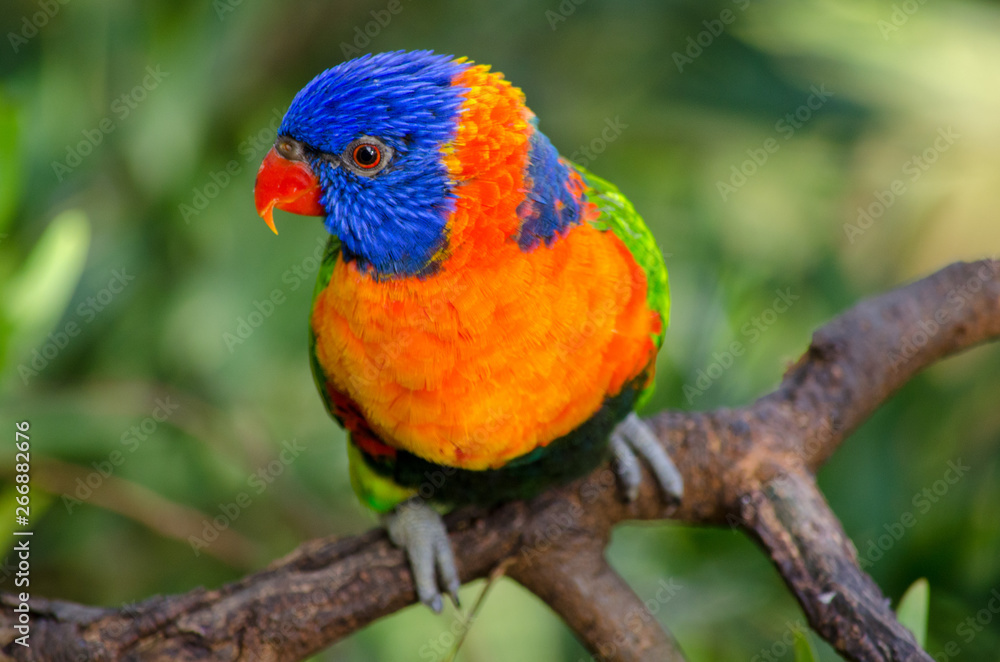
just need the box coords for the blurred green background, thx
[2,0,999,659]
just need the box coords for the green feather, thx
[348,443,416,512]
[311,234,340,303]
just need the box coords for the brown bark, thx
[2,259,998,661]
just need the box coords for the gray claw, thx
[435,535,462,608]
[611,434,642,501]
[610,413,684,502]
[384,499,460,612]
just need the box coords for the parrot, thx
[253,50,681,612]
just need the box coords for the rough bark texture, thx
[2,259,998,661]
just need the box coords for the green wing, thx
[574,164,670,409]
[575,164,670,347]
[311,234,340,308]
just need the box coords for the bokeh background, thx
[2,0,1000,659]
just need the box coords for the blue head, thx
[275,51,469,277]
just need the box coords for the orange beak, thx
[254,147,325,234]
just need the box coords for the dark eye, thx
[352,143,381,169]
[343,136,392,176]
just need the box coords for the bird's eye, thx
[343,137,392,176]
[352,143,381,169]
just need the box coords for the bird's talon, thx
[384,499,460,613]
[611,434,642,501]
[611,413,684,502]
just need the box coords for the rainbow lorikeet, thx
[254,51,680,612]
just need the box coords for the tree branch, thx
[507,488,687,662]
[743,469,929,660]
[2,259,998,661]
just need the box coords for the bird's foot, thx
[610,412,684,503]
[384,499,461,613]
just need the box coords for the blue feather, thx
[516,130,581,250]
[279,51,468,277]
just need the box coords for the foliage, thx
[897,578,930,649]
